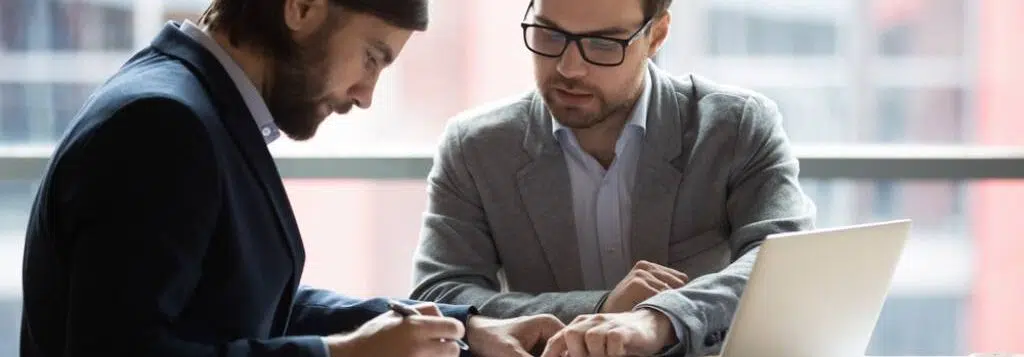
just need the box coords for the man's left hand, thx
[467,314,565,357]
[541,309,677,357]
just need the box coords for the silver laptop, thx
[717,219,912,357]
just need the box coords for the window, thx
[1,0,133,51]
[0,83,97,144]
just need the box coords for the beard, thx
[264,21,352,141]
[540,75,633,130]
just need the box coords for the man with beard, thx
[19,1,565,357]
[410,0,816,356]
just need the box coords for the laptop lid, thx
[719,220,912,357]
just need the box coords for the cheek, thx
[322,58,363,92]
[532,58,559,82]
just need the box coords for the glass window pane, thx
[0,83,100,145]
[0,0,133,51]
[707,8,839,56]
[873,0,966,57]
[661,0,1002,146]
[0,180,32,357]
[876,87,967,143]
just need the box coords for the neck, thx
[205,27,271,94]
[572,110,629,165]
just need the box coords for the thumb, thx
[532,315,566,339]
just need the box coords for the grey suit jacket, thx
[411,63,816,356]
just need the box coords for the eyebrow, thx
[369,39,395,65]
[533,15,632,37]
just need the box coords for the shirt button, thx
[261,127,272,136]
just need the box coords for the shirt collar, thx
[552,68,652,137]
[178,20,280,145]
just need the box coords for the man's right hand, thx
[600,261,689,313]
[325,303,465,357]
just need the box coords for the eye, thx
[364,51,378,71]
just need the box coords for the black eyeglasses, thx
[519,1,652,67]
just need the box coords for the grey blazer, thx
[411,63,816,356]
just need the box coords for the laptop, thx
[716,219,912,357]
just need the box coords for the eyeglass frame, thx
[519,0,654,67]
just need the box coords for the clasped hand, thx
[325,302,566,357]
[539,260,685,357]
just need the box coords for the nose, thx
[556,42,587,79]
[349,72,380,109]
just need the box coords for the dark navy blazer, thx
[20,22,473,357]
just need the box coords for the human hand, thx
[541,309,677,357]
[325,303,465,357]
[466,314,565,357]
[600,261,688,313]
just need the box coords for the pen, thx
[387,300,470,350]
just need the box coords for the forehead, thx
[532,0,645,31]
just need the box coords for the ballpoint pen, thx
[387,300,471,350]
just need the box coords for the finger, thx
[541,331,568,357]
[410,302,443,316]
[563,324,591,357]
[647,268,686,289]
[660,265,689,283]
[605,327,630,357]
[632,260,654,272]
[640,275,672,293]
[636,260,689,283]
[410,316,466,341]
[584,325,614,357]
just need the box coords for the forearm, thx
[637,247,759,357]
[413,281,607,323]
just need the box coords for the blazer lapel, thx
[150,23,302,270]
[517,94,586,291]
[629,64,689,265]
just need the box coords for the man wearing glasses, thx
[412,0,816,356]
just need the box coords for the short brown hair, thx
[643,0,672,18]
[199,0,429,56]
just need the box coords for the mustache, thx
[545,76,596,92]
[331,101,354,115]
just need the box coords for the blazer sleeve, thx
[287,285,477,336]
[57,98,327,357]
[636,94,817,357]
[410,120,608,323]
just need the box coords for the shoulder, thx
[667,72,783,135]
[56,52,219,162]
[689,74,777,114]
[439,92,536,150]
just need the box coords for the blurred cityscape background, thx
[1,0,1022,355]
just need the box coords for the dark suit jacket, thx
[20,22,474,357]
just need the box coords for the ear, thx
[283,0,329,39]
[646,10,671,58]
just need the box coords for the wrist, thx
[465,314,489,347]
[637,308,677,348]
[323,334,356,357]
[595,291,612,313]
